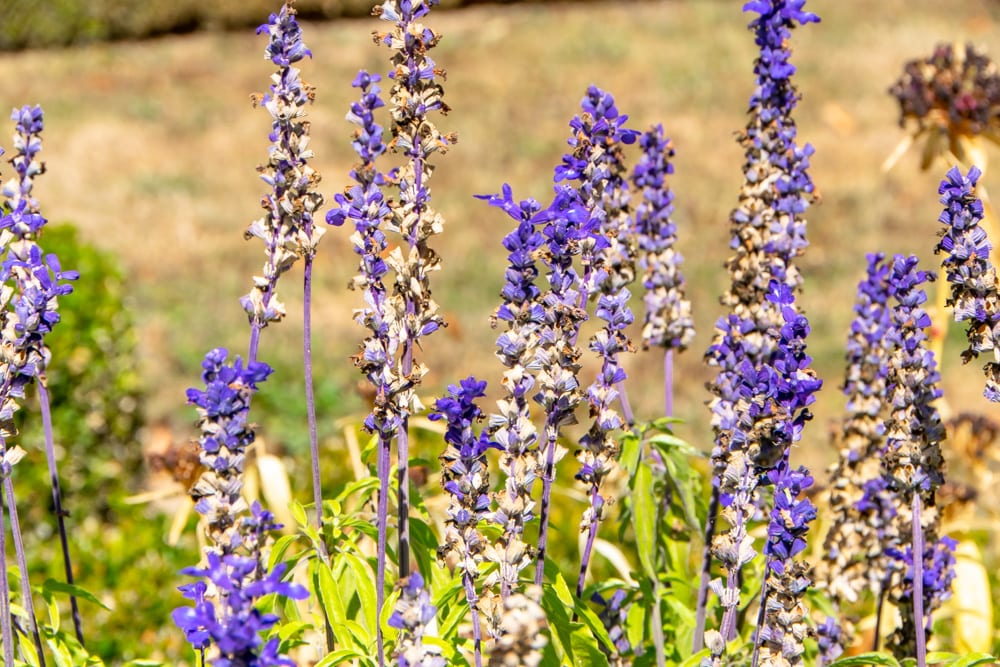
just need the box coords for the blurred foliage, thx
[0,0,607,50]
[10,224,197,662]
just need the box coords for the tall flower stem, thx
[376,433,391,667]
[38,383,83,644]
[912,495,926,667]
[692,488,719,653]
[663,350,674,418]
[302,258,323,534]
[3,474,45,664]
[0,497,11,666]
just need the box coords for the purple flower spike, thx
[430,377,497,664]
[632,125,694,353]
[389,572,445,667]
[186,348,273,552]
[934,165,1000,400]
[243,3,324,340]
[174,503,308,667]
[823,254,896,629]
[697,2,820,657]
[882,254,950,660]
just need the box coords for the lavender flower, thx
[697,0,820,653]
[822,253,895,610]
[243,2,324,350]
[881,254,950,659]
[173,503,308,667]
[934,165,1000,400]
[430,376,497,666]
[592,589,631,666]
[632,124,694,354]
[814,616,845,666]
[186,348,272,552]
[476,186,547,605]
[0,104,80,654]
[389,572,445,667]
[754,463,816,667]
[885,535,957,634]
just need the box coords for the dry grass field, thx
[3,0,1000,473]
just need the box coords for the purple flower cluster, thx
[823,254,896,611]
[881,254,951,659]
[242,3,324,344]
[700,2,821,655]
[934,165,1000,400]
[389,572,445,667]
[185,348,273,551]
[478,187,547,603]
[632,125,694,353]
[173,503,308,667]
[430,377,496,664]
[885,535,957,631]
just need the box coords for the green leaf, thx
[343,552,378,635]
[540,583,577,665]
[41,579,110,611]
[574,597,617,655]
[619,430,642,476]
[268,534,301,572]
[941,654,999,667]
[313,559,348,636]
[826,653,901,667]
[569,624,610,667]
[662,448,701,533]
[631,460,657,580]
[290,500,308,528]
[678,649,711,667]
[314,648,368,667]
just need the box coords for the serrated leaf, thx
[42,579,110,611]
[826,653,900,667]
[631,460,657,580]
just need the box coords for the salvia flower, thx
[477,186,547,604]
[388,572,445,667]
[242,3,324,338]
[814,616,845,666]
[755,462,816,667]
[881,254,951,658]
[186,348,273,552]
[934,165,1000,400]
[592,589,631,666]
[699,0,819,652]
[822,253,895,608]
[430,376,497,664]
[632,124,694,352]
[173,503,308,667]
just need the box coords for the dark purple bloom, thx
[632,125,694,352]
[173,503,308,667]
[934,165,1000,400]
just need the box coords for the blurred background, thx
[2,0,1000,661]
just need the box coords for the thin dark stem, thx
[663,349,674,418]
[397,415,411,578]
[4,477,45,666]
[37,384,83,646]
[912,495,926,667]
[693,486,720,653]
[302,258,323,533]
[873,571,891,651]
[576,485,601,599]
[302,259,334,653]
[534,428,559,585]
[0,493,13,666]
[463,571,484,667]
[376,432,390,667]
[750,574,769,667]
